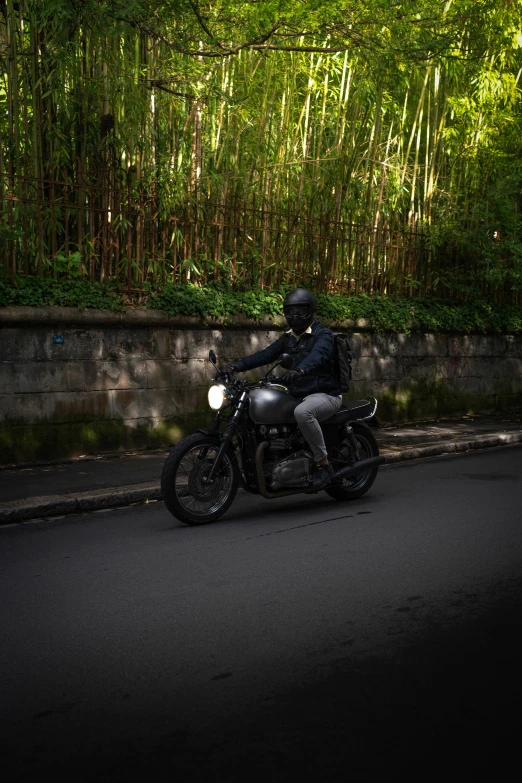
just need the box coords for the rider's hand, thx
[280,369,304,384]
[218,364,237,376]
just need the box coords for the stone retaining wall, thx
[1,306,521,463]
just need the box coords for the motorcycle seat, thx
[327,400,375,424]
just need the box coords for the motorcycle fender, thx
[366,415,382,428]
[196,427,223,443]
[322,420,374,454]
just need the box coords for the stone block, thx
[112,388,188,421]
[170,328,282,361]
[110,389,148,420]
[351,359,370,381]
[152,329,171,359]
[489,374,522,395]
[483,335,506,356]
[452,377,496,398]
[476,357,510,380]
[353,357,397,381]
[500,335,522,356]
[221,329,283,361]
[395,333,448,358]
[0,393,46,422]
[145,359,209,389]
[368,333,401,358]
[170,329,219,360]
[83,360,148,391]
[398,356,438,381]
[45,391,112,422]
[497,357,522,383]
[437,357,473,380]
[357,333,378,358]
[41,328,106,361]
[447,335,501,359]
[111,387,186,420]
[65,363,85,392]
[12,362,68,394]
[439,356,515,381]
[145,359,176,389]
[0,364,13,394]
[0,329,42,362]
[182,385,208,414]
[420,334,449,357]
[104,328,156,360]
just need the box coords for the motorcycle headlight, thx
[208,383,227,411]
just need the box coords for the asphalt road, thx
[2,446,522,781]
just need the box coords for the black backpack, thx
[282,329,352,392]
[332,333,352,393]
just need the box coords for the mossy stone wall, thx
[1,307,521,464]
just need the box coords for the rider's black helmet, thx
[283,288,317,334]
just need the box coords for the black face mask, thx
[284,305,315,334]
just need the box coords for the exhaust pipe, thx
[333,455,385,481]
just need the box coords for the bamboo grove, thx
[1,1,522,298]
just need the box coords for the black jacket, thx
[235,320,341,398]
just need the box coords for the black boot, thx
[311,462,334,491]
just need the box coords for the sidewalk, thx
[1,411,522,523]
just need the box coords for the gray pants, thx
[294,393,343,463]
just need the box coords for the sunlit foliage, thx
[0,0,521,294]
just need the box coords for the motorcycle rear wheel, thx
[326,424,379,501]
[161,433,239,525]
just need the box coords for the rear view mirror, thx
[209,350,217,365]
[278,353,293,370]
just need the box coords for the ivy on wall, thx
[2,276,522,334]
[0,276,125,312]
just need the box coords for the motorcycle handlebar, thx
[215,368,234,380]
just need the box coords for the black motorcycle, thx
[161,350,385,525]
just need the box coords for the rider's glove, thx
[280,369,304,384]
[218,364,238,376]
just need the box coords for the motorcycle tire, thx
[161,433,240,525]
[326,423,380,501]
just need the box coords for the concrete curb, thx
[0,482,162,524]
[382,431,522,464]
[1,431,522,524]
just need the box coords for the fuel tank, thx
[249,386,298,424]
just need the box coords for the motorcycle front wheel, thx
[161,433,239,525]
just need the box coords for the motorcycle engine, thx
[269,450,313,490]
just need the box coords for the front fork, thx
[204,391,248,484]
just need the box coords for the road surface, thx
[2,446,521,780]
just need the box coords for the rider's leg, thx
[294,393,342,465]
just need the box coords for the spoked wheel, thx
[161,434,239,525]
[326,423,380,501]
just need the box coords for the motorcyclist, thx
[219,288,342,490]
